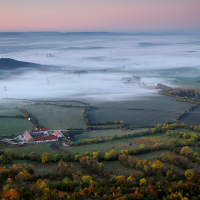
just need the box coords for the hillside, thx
[0,58,42,70]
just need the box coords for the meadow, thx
[177,106,200,126]
[61,132,174,154]
[88,95,193,127]
[0,109,22,116]
[74,128,149,140]
[22,104,87,129]
[0,98,32,109]
[0,118,33,136]
[5,143,60,155]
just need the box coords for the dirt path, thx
[51,143,75,154]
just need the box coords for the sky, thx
[0,0,200,32]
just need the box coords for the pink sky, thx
[0,0,200,32]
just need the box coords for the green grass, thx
[136,150,169,162]
[5,143,60,156]
[3,160,58,174]
[61,133,173,154]
[177,114,200,126]
[177,128,199,134]
[0,98,33,109]
[102,160,141,177]
[3,160,88,175]
[0,109,22,116]
[23,104,87,129]
[0,118,33,136]
[60,139,139,154]
[75,128,149,140]
[45,101,85,106]
[177,106,200,126]
[88,95,193,127]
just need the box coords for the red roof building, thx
[23,129,62,143]
[24,131,34,143]
[54,130,62,138]
[35,136,58,142]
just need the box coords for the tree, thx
[152,160,163,170]
[180,122,186,127]
[139,178,147,186]
[42,153,48,163]
[185,169,194,181]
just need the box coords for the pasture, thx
[3,160,88,175]
[177,106,200,126]
[88,95,193,127]
[0,118,32,136]
[45,101,85,106]
[102,160,141,177]
[5,143,60,156]
[74,128,149,140]
[61,133,173,154]
[0,98,32,109]
[0,109,22,116]
[22,104,87,129]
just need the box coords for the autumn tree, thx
[42,153,48,163]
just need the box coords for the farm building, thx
[23,129,63,143]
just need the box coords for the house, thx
[24,131,34,143]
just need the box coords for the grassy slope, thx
[0,109,22,116]
[61,133,175,154]
[0,118,33,136]
[102,160,141,177]
[5,143,60,156]
[75,128,149,140]
[88,95,193,127]
[177,106,200,126]
[23,105,87,129]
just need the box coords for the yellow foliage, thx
[82,176,92,183]
[185,169,194,181]
[42,153,48,163]
[7,178,12,185]
[152,160,163,170]
[3,184,10,191]
[139,178,147,186]
[180,146,193,156]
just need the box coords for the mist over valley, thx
[0,32,200,103]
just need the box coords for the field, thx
[23,104,87,129]
[0,118,33,136]
[88,95,193,127]
[102,160,141,177]
[177,106,200,126]
[0,98,33,109]
[61,133,174,154]
[3,160,88,175]
[0,109,22,116]
[45,101,86,106]
[5,143,60,155]
[74,128,149,140]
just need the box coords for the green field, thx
[102,160,141,177]
[61,133,173,154]
[0,118,33,136]
[75,128,149,140]
[5,143,60,155]
[45,101,85,106]
[0,109,22,116]
[23,104,87,129]
[88,95,193,127]
[0,98,32,109]
[177,106,200,126]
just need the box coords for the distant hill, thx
[0,58,41,70]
